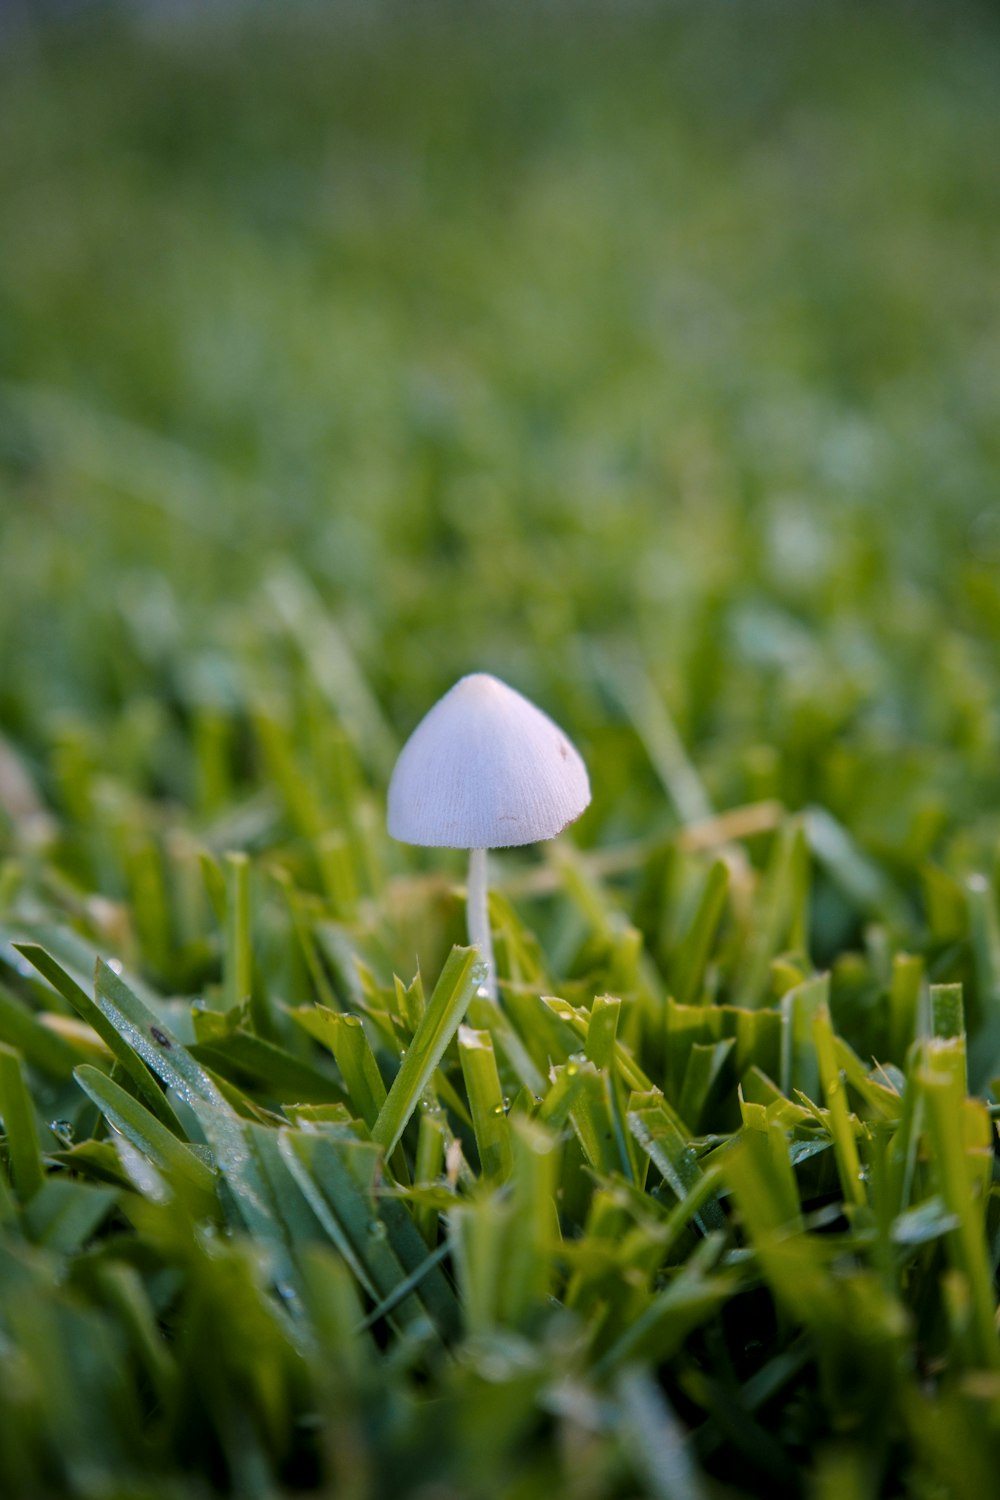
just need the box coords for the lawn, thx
[1,3,1000,1496]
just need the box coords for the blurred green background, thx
[3,8,1000,1497]
[2,0,1000,885]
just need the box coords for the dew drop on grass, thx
[107,958,123,975]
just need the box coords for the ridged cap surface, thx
[387,673,591,849]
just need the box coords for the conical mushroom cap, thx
[387,673,591,849]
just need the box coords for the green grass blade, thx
[22,1179,118,1253]
[458,1025,512,1183]
[188,1030,346,1106]
[779,972,826,1098]
[0,1044,45,1201]
[920,1055,999,1371]
[888,953,924,1063]
[584,994,622,1069]
[671,858,730,1008]
[616,1367,708,1500]
[371,946,482,1158]
[678,1038,734,1133]
[15,944,184,1133]
[224,852,262,1031]
[292,1007,386,1124]
[813,1003,866,1209]
[93,959,229,1109]
[931,982,965,1042]
[0,982,81,1079]
[628,1094,725,1232]
[74,1064,219,1213]
[501,1116,560,1327]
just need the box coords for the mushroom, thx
[387,673,591,1001]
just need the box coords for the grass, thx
[1,2,1000,1495]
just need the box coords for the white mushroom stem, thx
[466,846,497,1002]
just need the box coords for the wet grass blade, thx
[93,959,229,1109]
[15,944,184,1133]
[458,1025,512,1182]
[74,1064,219,1215]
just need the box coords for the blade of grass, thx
[0,983,81,1079]
[813,1004,866,1210]
[15,944,184,1133]
[615,1367,709,1500]
[74,1064,219,1215]
[920,1056,999,1370]
[458,1025,512,1183]
[224,852,261,1031]
[93,959,229,1109]
[888,953,923,1064]
[501,1116,561,1326]
[291,1007,385,1124]
[671,859,730,1008]
[22,1178,118,1253]
[628,1093,725,1232]
[0,1044,45,1201]
[371,946,483,1158]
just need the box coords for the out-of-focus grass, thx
[1,3,1000,1497]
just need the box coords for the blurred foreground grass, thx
[1,3,1000,1497]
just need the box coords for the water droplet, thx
[107,958,123,975]
[367,1218,387,1241]
[49,1119,74,1144]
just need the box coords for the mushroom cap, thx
[387,673,591,849]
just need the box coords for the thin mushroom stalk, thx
[465,846,497,1001]
[387,673,591,1003]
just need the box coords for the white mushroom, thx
[387,673,591,1000]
